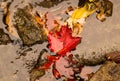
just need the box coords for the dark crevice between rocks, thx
[0,28,12,45]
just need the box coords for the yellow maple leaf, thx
[71,3,97,21]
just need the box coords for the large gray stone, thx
[72,0,120,65]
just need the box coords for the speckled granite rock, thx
[89,61,120,81]
[71,0,120,66]
[13,5,47,46]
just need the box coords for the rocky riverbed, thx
[0,0,120,81]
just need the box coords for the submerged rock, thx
[30,69,45,81]
[29,49,48,81]
[89,61,120,81]
[0,28,11,45]
[35,0,64,8]
[73,51,106,66]
[13,5,47,46]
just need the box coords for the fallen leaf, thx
[57,25,81,56]
[55,57,74,78]
[52,63,61,79]
[67,78,75,81]
[48,25,81,56]
[48,33,63,53]
[71,3,96,21]
[38,55,59,70]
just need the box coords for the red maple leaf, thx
[52,63,61,79]
[48,33,63,53]
[67,79,75,81]
[48,25,81,56]
[38,55,59,70]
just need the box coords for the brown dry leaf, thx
[72,22,83,36]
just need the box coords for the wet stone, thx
[35,0,64,8]
[13,5,47,46]
[89,61,120,81]
[73,52,106,66]
[0,28,11,45]
[30,69,45,81]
